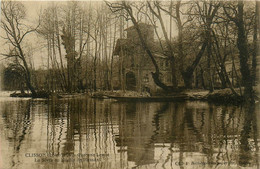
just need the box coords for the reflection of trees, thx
[45,98,123,169]
[116,102,160,166]
[239,103,259,167]
[1,100,33,168]
[1,99,259,168]
[115,101,259,168]
[47,98,67,155]
[151,103,170,140]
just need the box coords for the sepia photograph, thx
[0,0,259,168]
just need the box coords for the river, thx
[0,95,259,169]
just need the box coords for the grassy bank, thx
[9,88,255,104]
[91,88,248,104]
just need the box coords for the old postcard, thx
[0,0,259,169]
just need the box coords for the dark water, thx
[0,96,259,169]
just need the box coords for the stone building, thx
[113,23,172,93]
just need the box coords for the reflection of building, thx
[114,102,254,167]
[113,23,172,93]
[115,103,155,166]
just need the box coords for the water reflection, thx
[0,97,259,169]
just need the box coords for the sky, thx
[0,1,49,68]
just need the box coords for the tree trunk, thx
[236,1,254,101]
[207,31,214,92]
[110,19,117,91]
[252,1,259,86]
[123,2,170,91]
[17,46,36,96]
[148,2,178,88]
[200,66,206,89]
[181,40,207,88]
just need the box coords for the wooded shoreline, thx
[9,88,252,105]
[1,1,259,104]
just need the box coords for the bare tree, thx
[147,1,178,88]
[107,1,172,91]
[252,1,259,85]
[223,1,255,101]
[0,1,39,96]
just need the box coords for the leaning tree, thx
[0,1,39,96]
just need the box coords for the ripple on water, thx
[0,98,259,169]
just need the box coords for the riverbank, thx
[10,91,49,98]
[8,88,254,104]
[9,91,86,99]
[91,89,246,104]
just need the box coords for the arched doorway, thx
[126,72,136,90]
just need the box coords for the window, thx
[143,74,149,82]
